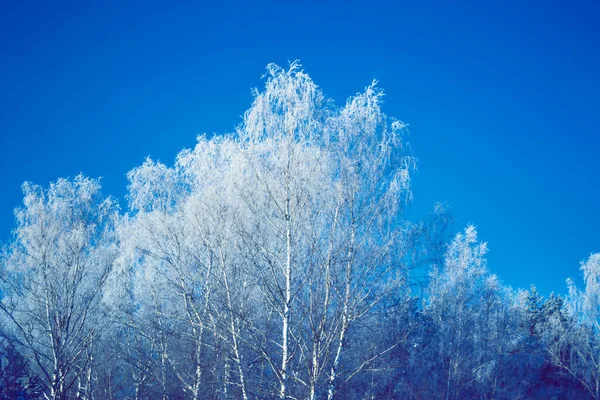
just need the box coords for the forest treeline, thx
[1,63,599,400]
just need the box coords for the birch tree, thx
[118,157,220,399]
[229,62,415,399]
[0,176,118,400]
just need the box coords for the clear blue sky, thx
[1,1,598,295]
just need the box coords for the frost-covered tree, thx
[112,61,417,400]
[546,254,600,399]
[0,176,118,400]
[420,226,526,400]
[116,158,215,399]
[232,62,415,399]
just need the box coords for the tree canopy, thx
[0,62,598,400]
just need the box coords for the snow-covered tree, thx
[546,254,600,399]
[0,175,118,400]
[421,226,526,400]
[112,61,417,400]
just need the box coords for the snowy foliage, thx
[0,62,597,399]
[1,175,118,399]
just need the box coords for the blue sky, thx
[1,1,598,295]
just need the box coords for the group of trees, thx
[0,63,598,399]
